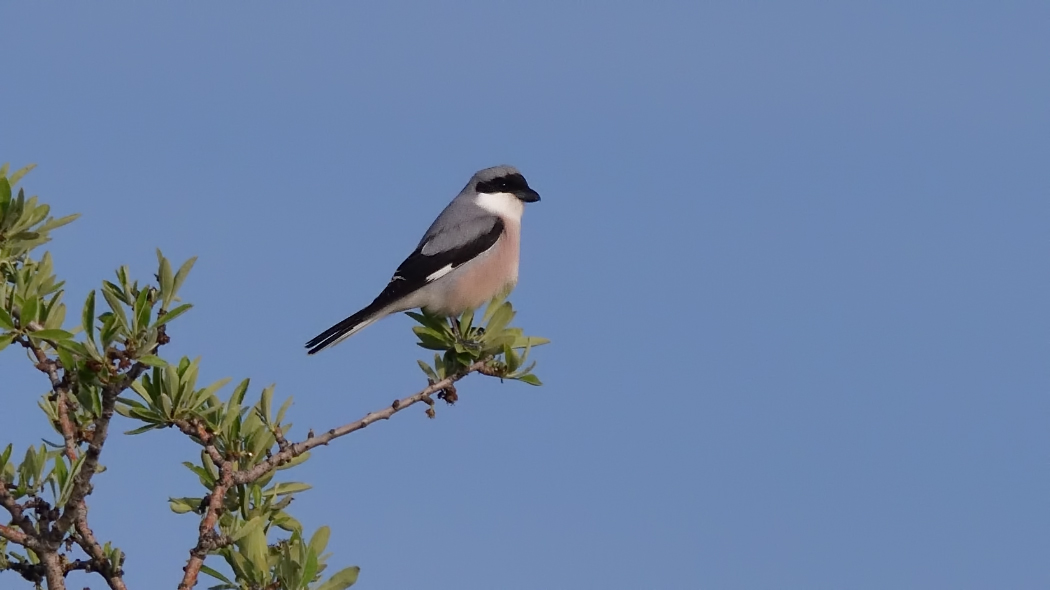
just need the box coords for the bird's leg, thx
[449,316,482,350]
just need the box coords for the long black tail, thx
[305,302,385,354]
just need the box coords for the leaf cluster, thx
[0,165,359,590]
[0,165,78,354]
[0,163,78,262]
[409,295,550,387]
[117,363,357,588]
[202,527,358,590]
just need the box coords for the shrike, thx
[306,165,541,354]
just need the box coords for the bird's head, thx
[472,165,541,203]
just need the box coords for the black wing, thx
[304,217,505,354]
[367,216,505,310]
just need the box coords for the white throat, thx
[474,192,524,221]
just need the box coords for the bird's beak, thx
[516,187,541,203]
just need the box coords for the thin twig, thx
[178,457,234,590]
[74,511,128,590]
[54,394,79,462]
[0,475,42,550]
[0,522,29,546]
[3,556,114,583]
[174,416,236,590]
[171,419,225,467]
[233,360,488,485]
[18,336,79,462]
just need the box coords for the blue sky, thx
[2,2,1048,588]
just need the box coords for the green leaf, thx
[503,344,520,373]
[133,286,151,331]
[20,297,39,326]
[56,338,91,358]
[316,566,360,590]
[155,303,192,326]
[157,250,175,306]
[137,355,167,367]
[8,163,36,186]
[260,384,274,425]
[414,329,451,350]
[482,292,509,322]
[30,329,73,341]
[0,308,14,330]
[0,333,14,352]
[412,324,450,341]
[81,290,95,343]
[226,550,251,583]
[172,256,197,297]
[12,231,40,241]
[275,396,294,425]
[405,310,449,334]
[1,188,25,233]
[159,393,173,418]
[301,550,320,587]
[182,461,215,487]
[194,377,231,408]
[122,403,163,422]
[271,510,302,532]
[199,564,235,585]
[38,213,79,233]
[0,444,12,471]
[416,360,438,382]
[168,497,202,514]
[240,522,269,574]
[308,526,331,556]
[270,481,311,496]
[460,308,474,334]
[516,373,543,386]
[0,177,10,208]
[56,453,84,505]
[101,285,128,331]
[513,336,551,348]
[484,302,515,336]
[230,515,266,542]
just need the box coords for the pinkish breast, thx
[442,220,521,313]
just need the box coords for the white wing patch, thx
[426,264,455,282]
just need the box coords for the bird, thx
[305,165,541,354]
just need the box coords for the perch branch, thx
[175,360,490,589]
[234,360,488,485]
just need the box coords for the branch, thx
[12,335,134,590]
[3,556,113,583]
[174,360,489,590]
[171,419,225,467]
[73,513,128,590]
[0,523,28,546]
[0,485,40,550]
[18,333,63,390]
[178,457,233,590]
[18,336,78,462]
[52,363,148,537]
[40,552,64,590]
[234,360,488,485]
[174,414,237,590]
